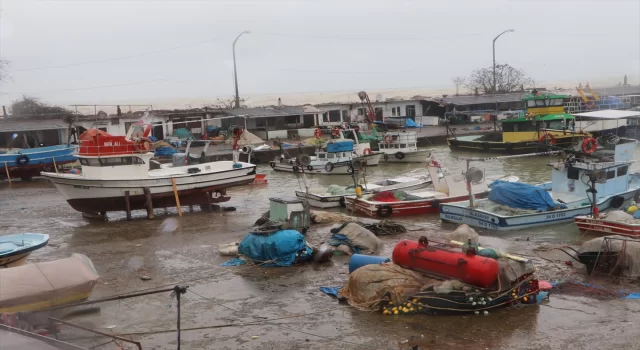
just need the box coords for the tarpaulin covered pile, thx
[223,230,312,267]
[369,191,423,202]
[0,254,99,313]
[328,222,383,255]
[488,180,567,212]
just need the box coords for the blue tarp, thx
[488,180,567,212]
[327,233,362,254]
[404,118,420,128]
[154,147,177,157]
[236,230,312,267]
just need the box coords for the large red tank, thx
[392,237,499,288]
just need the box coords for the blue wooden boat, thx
[0,233,49,268]
[0,144,76,180]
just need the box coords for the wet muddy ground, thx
[4,149,640,350]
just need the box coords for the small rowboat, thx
[0,233,49,268]
[575,215,640,238]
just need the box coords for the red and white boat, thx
[575,211,640,237]
[345,158,517,218]
[42,125,256,215]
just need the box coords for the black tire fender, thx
[16,155,29,166]
[306,165,313,171]
[269,161,276,169]
[610,195,625,209]
[292,165,299,173]
[377,205,393,218]
[431,199,441,209]
[325,162,334,172]
[338,196,346,207]
[395,152,405,160]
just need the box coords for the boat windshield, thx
[342,130,357,141]
[527,99,564,107]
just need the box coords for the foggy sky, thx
[0,0,639,108]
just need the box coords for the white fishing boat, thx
[269,139,381,175]
[333,128,383,166]
[42,127,256,215]
[440,110,640,231]
[377,131,433,163]
[295,175,434,208]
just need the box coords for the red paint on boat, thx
[392,238,499,288]
[575,216,640,238]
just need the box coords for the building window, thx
[255,117,266,127]
[391,107,397,116]
[329,110,341,122]
[342,110,350,122]
[284,115,299,124]
[357,108,364,115]
[406,105,416,117]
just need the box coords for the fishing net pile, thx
[369,190,423,202]
[224,129,264,146]
[475,200,537,216]
[552,282,624,300]
[579,235,640,278]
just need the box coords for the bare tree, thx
[206,97,247,109]
[465,63,534,94]
[0,60,9,83]
[10,96,74,118]
[452,76,465,96]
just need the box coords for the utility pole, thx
[232,31,250,109]
[493,29,515,95]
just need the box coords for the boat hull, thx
[0,233,49,268]
[295,181,430,209]
[575,216,640,238]
[0,145,77,179]
[447,137,576,154]
[381,149,431,163]
[346,191,489,217]
[42,165,256,214]
[440,189,638,231]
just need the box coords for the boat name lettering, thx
[205,165,211,171]
[73,185,90,189]
[469,211,492,221]
[103,142,121,146]
[156,179,172,184]
[443,214,462,222]
[475,220,499,230]
[546,212,567,220]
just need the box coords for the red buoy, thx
[392,238,499,288]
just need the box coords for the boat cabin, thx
[378,132,419,153]
[501,92,574,143]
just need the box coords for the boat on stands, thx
[447,91,586,154]
[0,145,76,181]
[269,139,380,175]
[440,110,640,231]
[377,131,432,163]
[0,233,49,268]
[345,158,518,217]
[41,126,256,215]
[295,175,434,208]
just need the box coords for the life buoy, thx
[325,162,334,172]
[306,165,313,171]
[269,161,276,168]
[384,135,393,144]
[585,100,595,109]
[539,133,556,145]
[377,205,393,218]
[395,152,405,160]
[15,155,29,166]
[331,128,341,137]
[134,138,152,152]
[314,128,322,138]
[363,148,373,155]
[582,137,598,154]
[292,165,299,173]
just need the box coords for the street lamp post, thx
[492,29,515,95]
[233,30,250,109]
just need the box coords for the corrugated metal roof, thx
[432,93,525,106]
[0,118,68,132]
[220,106,311,117]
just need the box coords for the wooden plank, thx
[143,187,154,220]
[171,178,182,217]
[124,190,132,221]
